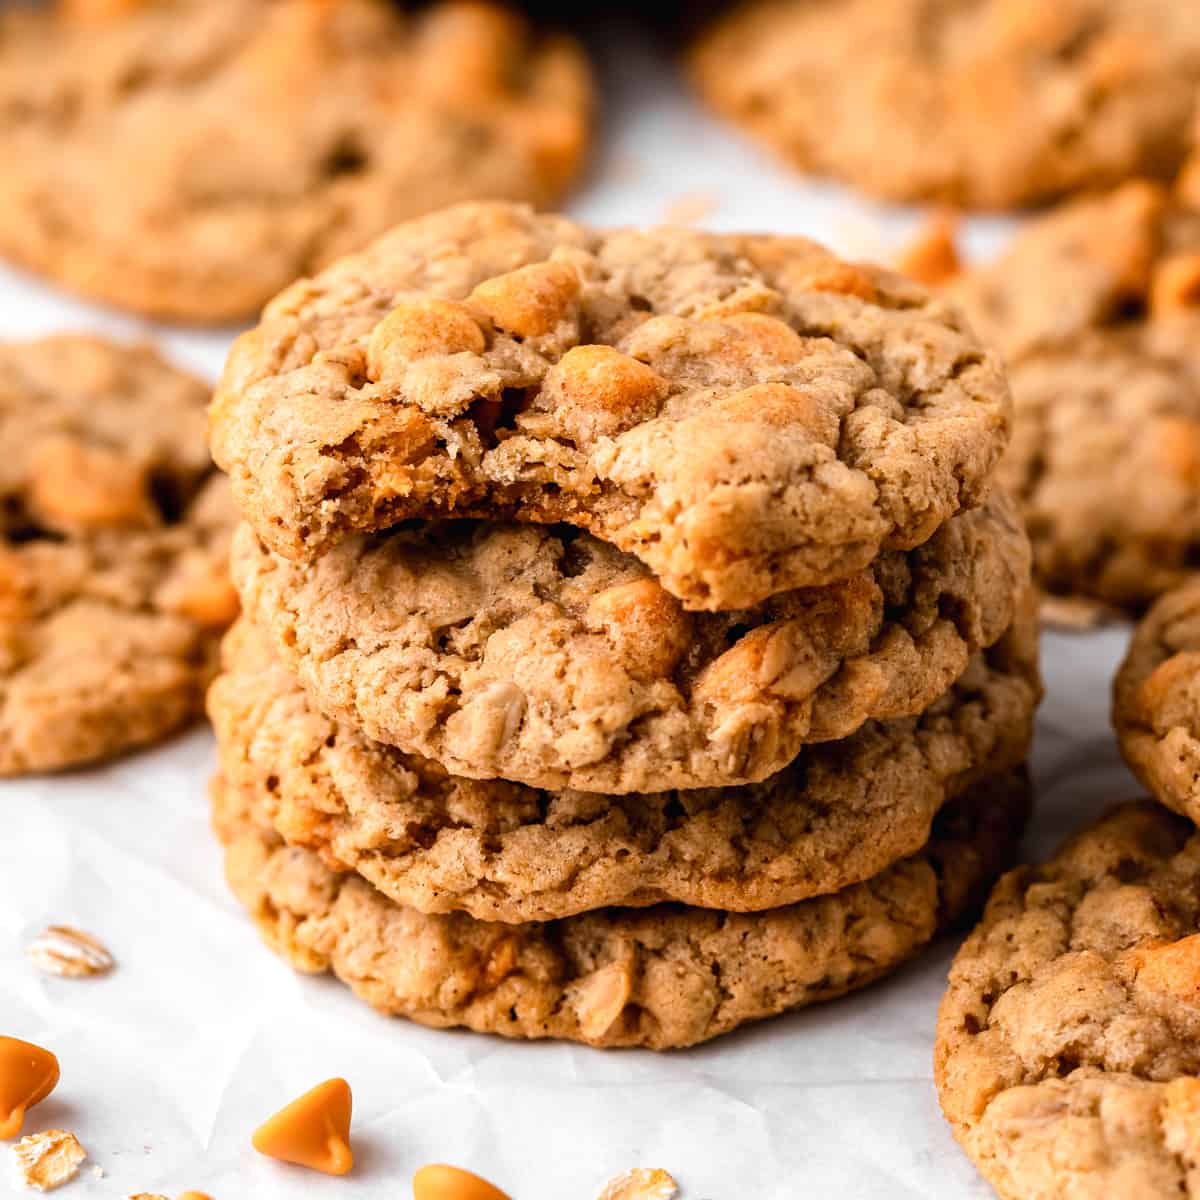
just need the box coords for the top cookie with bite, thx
[211,202,1011,611]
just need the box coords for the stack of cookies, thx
[206,201,1040,1049]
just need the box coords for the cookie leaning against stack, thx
[207,200,1037,1048]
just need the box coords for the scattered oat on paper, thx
[126,1193,170,1199]
[11,1129,87,1192]
[597,1168,680,1200]
[26,926,115,978]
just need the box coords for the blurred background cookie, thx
[0,0,594,322]
[689,0,1200,210]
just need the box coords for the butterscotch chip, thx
[230,487,1030,793]
[689,1,1200,210]
[1114,579,1200,824]
[216,764,1032,1050]
[0,1,592,323]
[897,212,963,287]
[251,1078,353,1176]
[935,802,1200,1199]
[11,1130,86,1192]
[950,181,1200,611]
[209,611,1037,921]
[0,336,236,775]
[210,202,1012,610]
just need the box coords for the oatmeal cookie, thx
[1115,578,1200,824]
[209,609,1038,921]
[217,766,1031,1050]
[947,178,1200,610]
[690,0,1200,210]
[210,202,1011,610]
[0,336,237,774]
[230,491,1031,792]
[936,801,1200,1198]
[0,0,591,322]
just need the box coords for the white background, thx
[0,28,1141,1199]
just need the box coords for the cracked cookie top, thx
[230,490,1031,793]
[0,336,238,774]
[936,801,1200,1199]
[216,765,1031,1050]
[947,177,1200,611]
[690,0,1200,210]
[0,0,592,322]
[208,610,1038,921]
[1115,578,1200,822]
[211,201,1011,609]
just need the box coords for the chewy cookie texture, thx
[690,0,1200,210]
[0,0,592,322]
[217,766,1032,1051]
[209,610,1039,922]
[936,802,1200,1200]
[0,336,236,774]
[230,490,1031,793]
[210,201,1012,612]
[948,174,1200,612]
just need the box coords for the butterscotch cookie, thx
[0,336,237,774]
[209,609,1038,921]
[217,765,1031,1050]
[690,0,1200,210]
[1114,578,1200,824]
[935,802,1200,1199]
[946,178,1200,611]
[0,0,592,323]
[210,202,1012,610]
[230,490,1031,792]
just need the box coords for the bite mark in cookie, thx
[211,202,1011,610]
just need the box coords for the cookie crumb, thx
[597,1168,679,1200]
[26,926,115,978]
[11,1130,86,1192]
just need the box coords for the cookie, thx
[216,765,1031,1050]
[1114,578,1200,825]
[0,336,237,774]
[208,608,1038,922]
[947,178,1200,611]
[209,201,1012,611]
[935,801,1200,1199]
[689,0,1200,210]
[0,0,592,323]
[230,490,1031,792]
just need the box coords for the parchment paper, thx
[0,30,1143,1199]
